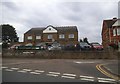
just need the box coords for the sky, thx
[0,0,119,43]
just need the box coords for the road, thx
[1,58,119,83]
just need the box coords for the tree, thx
[1,24,19,48]
[83,37,89,44]
[79,39,83,42]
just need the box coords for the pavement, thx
[102,62,120,80]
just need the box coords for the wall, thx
[2,50,119,59]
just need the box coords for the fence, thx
[2,49,120,59]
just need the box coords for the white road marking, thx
[30,72,41,75]
[74,61,94,64]
[80,78,94,81]
[1,67,8,69]
[80,75,94,79]
[17,70,27,73]
[3,62,29,65]
[63,73,76,76]
[11,68,19,70]
[48,72,60,75]
[5,69,14,71]
[46,74,58,77]
[61,76,75,79]
[98,80,115,83]
[98,78,116,81]
[22,69,31,71]
[34,70,45,73]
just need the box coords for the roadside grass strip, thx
[80,75,95,82]
[61,73,76,79]
[96,64,120,80]
[98,77,116,83]
[5,69,14,72]
[46,72,60,77]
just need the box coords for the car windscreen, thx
[92,43,100,46]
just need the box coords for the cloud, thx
[1,0,119,43]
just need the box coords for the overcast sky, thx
[0,0,119,43]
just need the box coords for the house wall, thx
[102,22,110,48]
[42,33,58,42]
[58,31,78,45]
[24,29,78,46]
[102,21,120,48]
[111,27,120,44]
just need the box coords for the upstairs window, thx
[113,29,116,36]
[48,35,53,39]
[117,28,120,35]
[27,36,32,40]
[36,36,41,39]
[59,34,65,39]
[69,34,74,38]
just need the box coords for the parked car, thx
[79,42,91,50]
[90,42,103,50]
[47,42,61,51]
[36,43,47,50]
[64,44,76,50]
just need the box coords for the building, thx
[101,18,120,48]
[24,25,78,46]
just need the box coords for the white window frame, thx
[27,36,32,40]
[36,35,41,40]
[48,35,53,39]
[59,34,65,39]
[117,28,120,35]
[113,29,116,36]
[69,34,74,38]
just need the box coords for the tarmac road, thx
[1,58,119,83]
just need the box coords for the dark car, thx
[64,44,76,50]
[90,42,103,50]
[79,42,91,50]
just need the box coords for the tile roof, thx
[104,19,117,28]
[24,25,78,34]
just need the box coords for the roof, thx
[112,19,120,26]
[24,25,78,34]
[24,27,45,34]
[103,19,117,28]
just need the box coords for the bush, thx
[109,43,118,50]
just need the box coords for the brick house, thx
[24,25,78,46]
[101,18,120,48]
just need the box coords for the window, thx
[48,35,53,39]
[113,29,116,36]
[59,34,65,39]
[117,28,120,35]
[49,28,51,30]
[27,36,32,40]
[36,36,41,39]
[69,34,74,38]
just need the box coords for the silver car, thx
[48,43,61,51]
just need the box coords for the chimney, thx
[113,17,117,20]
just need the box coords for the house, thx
[101,18,120,48]
[24,25,78,46]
